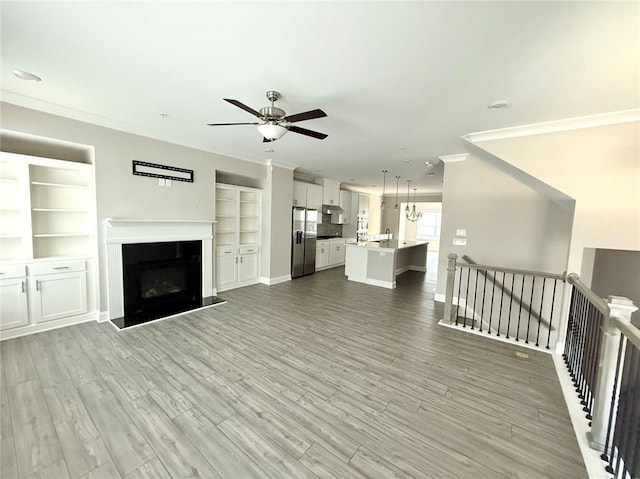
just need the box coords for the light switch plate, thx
[166,179,172,187]
[456,228,467,237]
[158,178,165,186]
[453,237,467,246]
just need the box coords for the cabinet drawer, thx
[317,241,329,248]
[29,259,85,276]
[239,245,258,255]
[0,264,26,279]
[216,246,237,256]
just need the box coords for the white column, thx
[587,295,638,451]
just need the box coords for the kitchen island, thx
[344,240,428,289]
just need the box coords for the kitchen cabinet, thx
[316,241,329,269]
[293,181,306,207]
[0,264,28,331]
[339,190,352,223]
[321,179,340,206]
[358,193,370,216]
[215,184,261,292]
[292,181,322,223]
[329,239,346,265]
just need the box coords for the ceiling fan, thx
[207,90,328,142]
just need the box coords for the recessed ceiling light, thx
[160,113,169,118]
[488,100,510,110]
[12,69,42,82]
[427,172,435,177]
[264,148,274,153]
[348,178,356,181]
[315,169,323,173]
[404,159,412,163]
[425,161,433,166]
[399,147,406,150]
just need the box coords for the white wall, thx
[0,102,283,312]
[381,193,442,240]
[475,121,640,277]
[436,152,574,297]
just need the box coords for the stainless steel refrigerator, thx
[291,207,317,278]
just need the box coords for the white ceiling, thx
[2,1,638,195]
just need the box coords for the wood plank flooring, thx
[0,267,587,478]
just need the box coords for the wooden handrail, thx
[459,255,565,281]
[565,273,610,316]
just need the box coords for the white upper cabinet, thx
[339,190,352,223]
[321,179,340,206]
[293,181,306,207]
[306,184,322,212]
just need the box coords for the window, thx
[416,211,441,239]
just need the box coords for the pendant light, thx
[394,176,401,211]
[380,170,388,209]
[406,180,421,222]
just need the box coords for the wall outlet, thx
[456,228,467,237]
[453,237,467,246]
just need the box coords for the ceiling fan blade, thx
[288,125,328,140]
[223,98,262,118]
[283,109,327,123]
[207,122,260,126]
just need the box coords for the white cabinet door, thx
[322,180,340,206]
[316,245,329,268]
[293,181,307,207]
[306,184,323,211]
[216,254,238,289]
[339,190,352,223]
[329,243,346,265]
[358,194,370,216]
[0,277,29,330]
[238,253,258,283]
[30,271,88,323]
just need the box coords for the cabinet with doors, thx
[316,240,330,270]
[0,150,96,338]
[339,190,352,224]
[321,179,340,206]
[293,181,322,220]
[215,184,262,292]
[316,238,346,271]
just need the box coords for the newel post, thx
[587,296,638,451]
[443,253,458,323]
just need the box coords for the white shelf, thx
[216,215,235,218]
[0,235,22,239]
[33,233,89,238]
[240,229,259,233]
[33,208,87,213]
[216,198,234,202]
[240,215,259,218]
[31,181,88,189]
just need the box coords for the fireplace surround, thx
[104,219,217,329]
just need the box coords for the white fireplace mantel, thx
[104,218,215,319]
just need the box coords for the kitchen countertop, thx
[349,239,428,252]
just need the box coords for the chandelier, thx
[405,179,422,222]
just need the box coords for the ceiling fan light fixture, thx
[257,122,288,140]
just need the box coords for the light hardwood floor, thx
[0,267,587,478]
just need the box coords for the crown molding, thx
[438,153,469,163]
[463,109,640,144]
[1,91,269,168]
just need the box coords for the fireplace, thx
[114,240,210,328]
[104,219,219,329]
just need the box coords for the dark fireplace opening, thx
[117,240,206,328]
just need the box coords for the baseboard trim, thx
[98,311,110,323]
[434,293,446,303]
[260,274,291,286]
[0,311,99,341]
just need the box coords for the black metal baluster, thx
[506,273,515,340]
[573,293,588,395]
[564,286,577,363]
[536,278,546,347]
[515,274,526,341]
[471,269,479,330]
[603,334,625,467]
[463,267,471,328]
[525,276,536,344]
[568,291,582,382]
[614,339,636,478]
[496,272,506,337]
[455,265,463,325]
[622,345,640,477]
[581,306,597,419]
[479,270,487,333]
[571,292,587,386]
[488,271,496,335]
[547,278,558,349]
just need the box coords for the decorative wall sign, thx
[132,160,194,182]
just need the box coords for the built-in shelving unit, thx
[214,184,262,292]
[0,144,98,339]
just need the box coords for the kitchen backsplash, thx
[317,217,342,238]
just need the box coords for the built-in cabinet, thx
[0,151,96,338]
[339,190,352,224]
[293,181,322,224]
[215,184,261,292]
[316,238,346,271]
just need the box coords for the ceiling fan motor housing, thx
[259,106,286,120]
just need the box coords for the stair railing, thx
[443,253,565,348]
